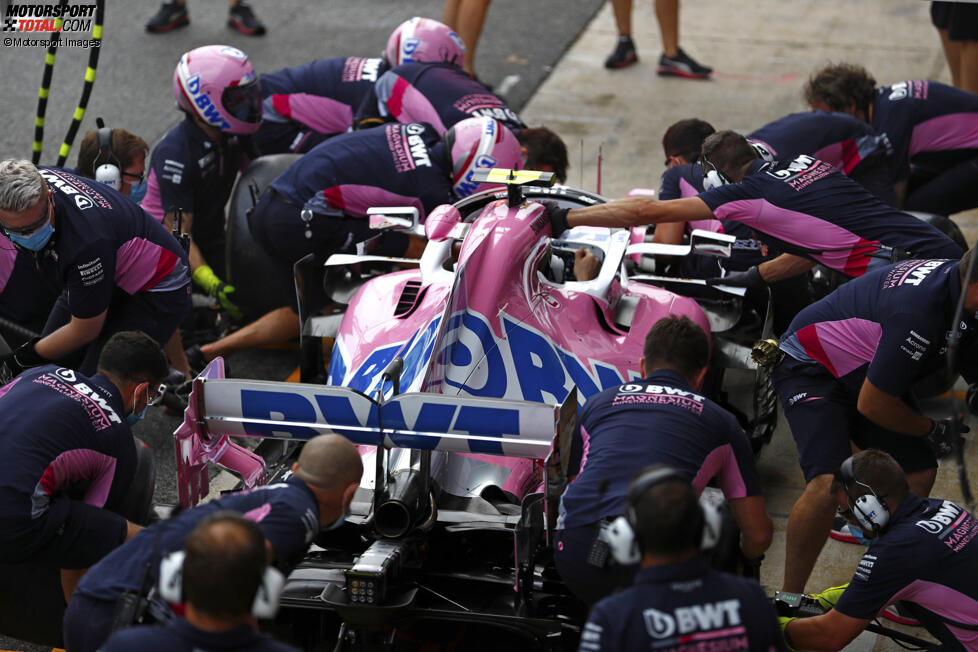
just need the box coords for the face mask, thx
[127,385,149,426]
[8,222,54,251]
[128,181,147,203]
[321,508,351,532]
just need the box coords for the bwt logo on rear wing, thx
[193,376,576,460]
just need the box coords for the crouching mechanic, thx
[554,316,773,606]
[142,44,263,321]
[773,249,978,594]
[194,116,523,362]
[580,467,787,652]
[0,162,191,377]
[101,513,300,652]
[63,434,363,652]
[781,450,978,651]
[0,331,168,602]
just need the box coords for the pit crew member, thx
[0,162,190,377]
[192,116,522,363]
[141,44,263,321]
[550,130,962,290]
[63,434,363,652]
[0,331,168,601]
[101,514,300,652]
[805,63,978,215]
[748,110,896,205]
[75,127,150,200]
[253,17,466,156]
[580,467,786,652]
[0,232,57,347]
[771,250,978,594]
[781,450,978,651]
[554,316,773,605]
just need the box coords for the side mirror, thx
[424,204,462,242]
[689,229,735,258]
[367,206,420,231]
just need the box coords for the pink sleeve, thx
[271,93,354,136]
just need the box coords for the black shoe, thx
[605,35,638,69]
[228,1,265,36]
[657,47,712,79]
[146,2,189,33]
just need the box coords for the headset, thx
[701,155,729,191]
[837,455,890,534]
[605,466,722,565]
[93,117,121,191]
[158,548,286,619]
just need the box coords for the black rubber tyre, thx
[225,153,302,320]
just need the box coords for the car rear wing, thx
[174,358,577,512]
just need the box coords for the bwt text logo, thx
[3,3,96,32]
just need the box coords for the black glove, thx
[706,266,765,289]
[0,338,45,379]
[539,200,570,238]
[926,416,969,458]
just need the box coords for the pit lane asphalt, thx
[0,2,603,650]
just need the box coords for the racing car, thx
[176,169,771,650]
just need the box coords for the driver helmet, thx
[386,17,466,67]
[443,117,523,198]
[173,45,262,135]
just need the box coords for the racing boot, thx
[228,0,266,36]
[146,1,189,33]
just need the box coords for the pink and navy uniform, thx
[749,110,896,204]
[835,495,978,648]
[101,619,300,652]
[362,61,526,135]
[0,233,57,345]
[581,556,787,652]
[64,477,320,652]
[141,118,247,274]
[697,156,962,278]
[658,163,771,274]
[0,365,135,566]
[773,259,973,480]
[33,168,190,374]
[254,56,388,155]
[251,122,451,308]
[871,80,978,214]
[554,369,761,605]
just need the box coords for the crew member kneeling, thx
[555,316,773,606]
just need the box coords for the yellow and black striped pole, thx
[30,0,68,164]
[56,0,105,167]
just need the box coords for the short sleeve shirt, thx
[100,618,300,652]
[558,369,761,529]
[581,556,787,652]
[835,496,978,646]
[779,259,973,396]
[75,477,320,602]
[698,158,961,277]
[871,80,978,180]
[267,122,453,219]
[367,62,525,135]
[34,168,188,320]
[0,366,134,533]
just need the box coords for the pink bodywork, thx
[176,195,712,506]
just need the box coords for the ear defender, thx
[93,120,121,190]
[839,456,890,533]
[158,549,286,619]
[605,466,721,565]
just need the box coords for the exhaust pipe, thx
[374,468,426,538]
